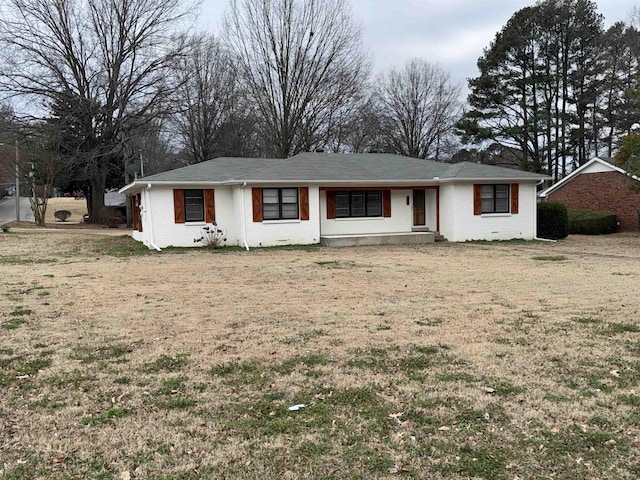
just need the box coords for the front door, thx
[413,190,426,226]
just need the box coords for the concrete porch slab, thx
[320,232,435,247]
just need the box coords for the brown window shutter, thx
[326,191,336,219]
[204,189,216,223]
[473,184,482,215]
[173,189,185,223]
[383,190,391,217]
[137,194,143,232]
[252,187,263,222]
[299,187,309,221]
[511,184,519,214]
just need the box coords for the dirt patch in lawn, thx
[1,231,640,479]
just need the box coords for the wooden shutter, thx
[326,191,336,219]
[511,184,519,214]
[299,187,309,221]
[173,189,185,223]
[131,194,142,231]
[204,189,216,223]
[252,188,262,222]
[473,184,482,216]
[383,190,391,218]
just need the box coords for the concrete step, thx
[434,232,447,242]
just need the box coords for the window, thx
[335,190,383,218]
[262,188,299,220]
[184,189,204,222]
[481,184,510,213]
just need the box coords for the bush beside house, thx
[537,202,568,239]
[568,209,618,235]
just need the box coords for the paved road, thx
[0,196,35,224]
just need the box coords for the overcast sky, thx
[198,0,635,88]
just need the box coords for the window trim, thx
[481,184,510,214]
[335,190,383,218]
[262,187,299,221]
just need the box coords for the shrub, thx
[54,210,71,222]
[568,209,618,235]
[537,202,568,239]
[194,223,226,249]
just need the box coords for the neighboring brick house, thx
[539,157,640,231]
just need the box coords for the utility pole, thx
[15,140,20,223]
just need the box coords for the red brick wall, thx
[547,171,640,231]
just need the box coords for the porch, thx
[320,231,436,247]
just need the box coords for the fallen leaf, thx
[610,370,620,378]
[604,439,616,446]
[438,426,451,431]
[120,471,131,480]
[483,387,496,394]
[632,440,640,447]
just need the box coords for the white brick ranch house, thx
[119,152,548,249]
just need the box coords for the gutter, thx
[144,184,162,252]
[240,182,250,251]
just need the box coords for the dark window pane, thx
[495,198,509,212]
[335,192,349,218]
[481,185,494,199]
[495,185,509,198]
[281,204,298,219]
[281,188,298,204]
[351,192,365,216]
[184,189,204,222]
[482,199,494,213]
[366,191,382,216]
[263,189,279,204]
[263,204,280,220]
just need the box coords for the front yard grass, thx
[1,231,639,478]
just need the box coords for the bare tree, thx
[224,0,370,158]
[171,34,253,164]
[377,59,461,160]
[0,0,192,221]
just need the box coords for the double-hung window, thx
[335,190,383,218]
[481,185,510,214]
[263,188,299,220]
[184,189,204,222]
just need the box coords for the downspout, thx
[145,184,162,252]
[240,182,250,251]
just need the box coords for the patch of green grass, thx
[1,318,26,330]
[12,307,32,316]
[0,347,14,355]
[70,344,129,363]
[438,372,478,384]
[274,354,332,375]
[602,322,640,335]
[544,393,571,403]
[156,376,187,395]
[44,369,95,390]
[114,376,130,385]
[573,316,603,325]
[81,407,131,426]
[158,396,198,410]
[415,317,443,327]
[143,353,190,373]
[91,236,153,257]
[29,395,66,410]
[532,255,567,261]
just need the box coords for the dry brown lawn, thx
[1,230,639,479]
[44,198,88,224]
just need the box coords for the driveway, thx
[0,196,35,224]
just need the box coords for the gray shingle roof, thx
[131,152,548,186]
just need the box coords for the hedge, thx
[568,209,618,235]
[537,202,569,239]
